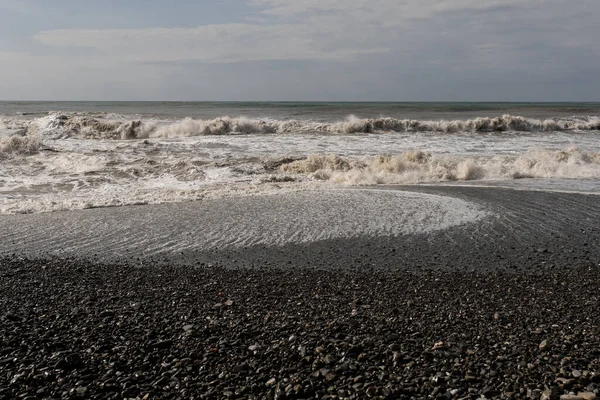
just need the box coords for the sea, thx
[1,101,599,215]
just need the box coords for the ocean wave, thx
[19,113,600,139]
[0,135,40,159]
[1,142,598,214]
[25,115,151,140]
[278,148,600,184]
[0,117,26,133]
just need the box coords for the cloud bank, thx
[2,0,599,100]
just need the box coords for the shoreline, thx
[0,186,598,271]
[1,186,599,399]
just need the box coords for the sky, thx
[0,0,598,101]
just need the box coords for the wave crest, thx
[0,135,40,159]
[26,115,153,140]
[19,113,600,139]
[332,114,600,133]
[153,117,280,137]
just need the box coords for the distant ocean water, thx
[2,100,600,120]
[0,101,599,214]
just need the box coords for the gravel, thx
[1,256,599,399]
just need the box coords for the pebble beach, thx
[1,186,599,399]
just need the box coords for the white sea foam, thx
[0,181,309,215]
[0,135,40,159]
[19,113,600,139]
[0,189,489,259]
[279,148,600,185]
[1,143,598,214]
[26,114,154,139]
[153,116,281,137]
[1,110,599,215]
[149,114,600,135]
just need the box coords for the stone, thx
[4,312,22,322]
[433,341,445,350]
[274,383,284,399]
[36,387,49,396]
[55,353,83,370]
[75,387,88,398]
[539,340,550,351]
[152,340,173,349]
[366,386,377,397]
[99,310,114,318]
[346,345,361,357]
[152,377,168,387]
[578,393,597,400]
[234,364,250,374]
[323,354,336,365]
[387,333,400,342]
[541,391,552,400]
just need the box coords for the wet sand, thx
[1,186,599,399]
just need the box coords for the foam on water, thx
[0,135,40,160]
[1,110,599,214]
[279,148,600,185]
[0,189,489,258]
[16,113,600,140]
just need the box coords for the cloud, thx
[33,0,598,67]
[34,22,389,64]
[2,0,599,100]
[251,0,547,21]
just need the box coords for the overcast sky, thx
[0,0,598,101]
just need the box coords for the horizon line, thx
[1,100,600,104]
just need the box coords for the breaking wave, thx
[25,115,152,140]
[278,148,600,185]
[0,135,40,159]
[326,114,600,134]
[20,113,600,139]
